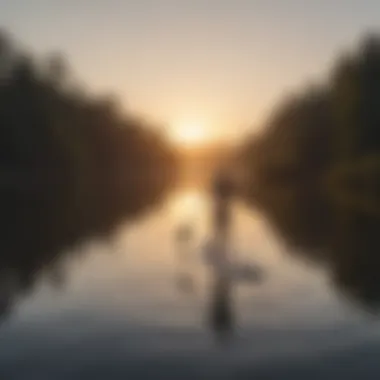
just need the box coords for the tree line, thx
[0,29,177,301]
[0,30,177,226]
[239,34,380,215]
[237,34,380,310]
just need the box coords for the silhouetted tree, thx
[239,34,380,311]
[240,34,380,211]
[0,29,178,322]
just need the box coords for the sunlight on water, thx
[8,188,367,329]
[0,187,378,379]
[167,188,210,228]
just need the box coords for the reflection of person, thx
[207,170,235,342]
[208,274,233,343]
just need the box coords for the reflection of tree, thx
[0,180,170,324]
[331,206,380,311]
[248,186,332,255]
[0,30,176,323]
[244,184,380,311]
[239,34,380,311]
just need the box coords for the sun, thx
[169,121,210,147]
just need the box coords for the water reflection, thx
[0,178,170,324]
[245,184,380,312]
[174,172,264,342]
[174,225,236,342]
[208,273,233,343]
[0,180,379,378]
[175,223,196,295]
[207,170,235,340]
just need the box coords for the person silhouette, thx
[206,170,235,342]
[212,169,234,238]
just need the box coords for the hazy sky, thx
[1,0,379,142]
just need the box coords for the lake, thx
[1,183,380,379]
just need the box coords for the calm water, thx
[1,185,380,379]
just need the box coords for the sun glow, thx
[169,121,212,147]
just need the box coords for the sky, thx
[0,0,379,144]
